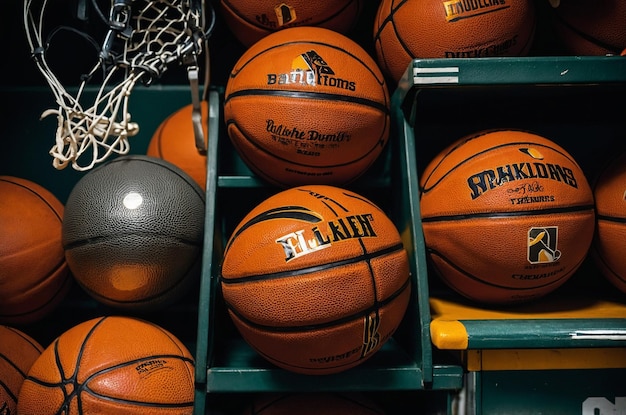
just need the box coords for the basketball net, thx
[23,0,215,171]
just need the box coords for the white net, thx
[23,0,213,171]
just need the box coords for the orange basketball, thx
[419,129,595,304]
[549,0,626,56]
[18,316,195,415]
[591,152,626,294]
[220,185,411,375]
[373,0,537,83]
[242,392,386,414]
[0,325,44,414]
[219,0,363,47]
[224,26,390,188]
[147,101,208,190]
[0,176,72,324]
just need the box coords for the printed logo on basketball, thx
[274,3,297,26]
[444,36,519,58]
[309,345,361,365]
[266,50,356,91]
[506,181,556,205]
[265,119,351,156]
[527,227,561,264]
[361,311,381,357]
[442,0,517,57]
[266,120,350,144]
[444,35,517,58]
[134,359,171,378]
[466,147,579,200]
[276,213,377,262]
[254,4,296,29]
[256,4,314,30]
[443,0,509,22]
[519,147,544,160]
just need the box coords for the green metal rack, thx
[394,55,626,414]
[191,85,464,414]
[0,83,465,415]
[5,54,626,415]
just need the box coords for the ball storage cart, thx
[5,55,625,415]
[2,1,626,414]
[395,55,626,414]
[0,80,465,415]
[191,86,465,413]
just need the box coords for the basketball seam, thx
[24,318,195,412]
[18,257,67,292]
[221,242,404,283]
[596,214,626,224]
[0,379,18,404]
[225,120,387,185]
[551,10,623,54]
[421,204,595,222]
[0,265,71,319]
[225,277,410,332]
[255,349,366,374]
[251,345,363,373]
[63,232,203,250]
[223,0,362,31]
[224,205,322,254]
[225,89,390,115]
[420,129,548,186]
[81,387,195,409]
[0,178,63,222]
[81,354,194,407]
[592,243,626,284]
[21,318,110,408]
[386,3,415,61]
[420,140,584,194]
[228,39,387,87]
[4,326,44,353]
[332,190,382,211]
[360,237,381,319]
[0,352,32,380]
[429,247,578,290]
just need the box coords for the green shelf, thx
[394,55,626,354]
[0,84,465,415]
[192,86,464,415]
[401,55,626,88]
[394,55,626,415]
[6,55,626,415]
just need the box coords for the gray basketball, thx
[62,155,205,311]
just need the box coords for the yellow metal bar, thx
[464,348,626,371]
[430,320,469,350]
[430,296,626,321]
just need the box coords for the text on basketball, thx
[276,213,377,261]
[467,161,578,200]
[266,119,351,143]
[443,0,509,22]
[266,50,356,91]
